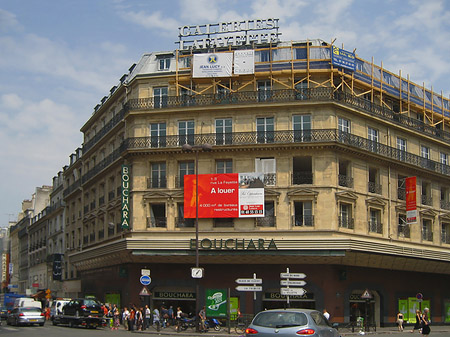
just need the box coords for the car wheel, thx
[39,322,45,326]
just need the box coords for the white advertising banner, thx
[193,53,233,78]
[234,50,255,75]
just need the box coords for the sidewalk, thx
[128,324,450,336]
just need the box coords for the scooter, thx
[205,318,221,331]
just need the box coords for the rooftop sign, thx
[177,18,281,50]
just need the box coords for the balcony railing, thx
[369,220,383,234]
[175,217,195,228]
[421,195,433,206]
[398,224,411,238]
[255,216,276,227]
[263,173,276,186]
[146,217,167,228]
[339,216,354,229]
[147,177,167,189]
[368,182,382,194]
[292,215,314,227]
[292,172,313,185]
[338,175,354,188]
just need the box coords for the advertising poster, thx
[407,297,419,323]
[193,53,233,78]
[234,50,255,75]
[184,173,264,218]
[445,301,450,323]
[406,176,417,224]
[398,299,408,318]
[206,289,227,317]
[229,297,239,320]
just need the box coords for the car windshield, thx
[252,311,307,328]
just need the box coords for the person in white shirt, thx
[122,307,130,330]
[323,309,330,320]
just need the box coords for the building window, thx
[256,117,274,144]
[292,156,312,184]
[257,80,272,102]
[180,87,195,106]
[398,214,410,238]
[294,81,308,100]
[368,127,379,152]
[397,175,407,200]
[158,57,171,70]
[176,203,194,228]
[147,204,166,228]
[338,160,353,188]
[149,163,166,188]
[338,118,351,133]
[256,49,270,62]
[442,222,450,244]
[256,201,275,227]
[421,145,430,159]
[422,219,433,242]
[441,152,448,165]
[293,115,311,141]
[179,120,194,146]
[215,118,232,145]
[216,160,232,173]
[397,137,407,161]
[150,122,166,148]
[214,218,234,228]
[255,157,276,185]
[339,203,354,229]
[154,87,168,108]
[368,167,381,194]
[441,187,450,210]
[421,181,432,206]
[293,201,313,227]
[178,161,194,187]
[369,209,382,234]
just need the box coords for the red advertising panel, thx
[406,176,417,224]
[184,173,264,218]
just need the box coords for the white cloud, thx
[0,8,22,32]
[1,93,23,110]
[119,9,179,34]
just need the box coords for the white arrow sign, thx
[236,285,263,292]
[280,273,306,279]
[280,287,306,296]
[280,280,306,286]
[236,278,263,284]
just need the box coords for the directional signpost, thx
[236,273,262,305]
[280,268,306,308]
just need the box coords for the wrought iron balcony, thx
[292,215,314,227]
[175,217,195,228]
[369,221,383,234]
[292,172,313,185]
[421,195,433,206]
[441,200,450,210]
[339,216,354,229]
[146,217,167,228]
[398,224,411,238]
[368,182,382,194]
[255,215,276,227]
[338,174,354,188]
[147,177,167,189]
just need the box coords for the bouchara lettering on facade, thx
[121,165,130,229]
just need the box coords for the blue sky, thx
[1,0,450,226]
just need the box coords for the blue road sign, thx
[140,275,151,286]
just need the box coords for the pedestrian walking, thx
[323,309,330,320]
[122,307,129,330]
[135,307,143,331]
[113,304,120,330]
[421,308,431,336]
[411,309,422,333]
[153,307,161,331]
[396,311,404,332]
[144,305,151,330]
[128,306,135,331]
[199,306,207,332]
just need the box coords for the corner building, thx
[63,37,450,327]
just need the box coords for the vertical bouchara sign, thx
[121,165,130,229]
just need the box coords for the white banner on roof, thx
[234,50,255,75]
[193,53,233,78]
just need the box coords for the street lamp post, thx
[182,143,212,330]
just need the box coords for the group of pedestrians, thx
[396,308,431,335]
[119,304,178,331]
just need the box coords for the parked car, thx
[6,307,45,326]
[245,308,339,337]
[50,299,71,320]
[63,298,103,317]
[0,306,8,320]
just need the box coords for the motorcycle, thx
[177,316,196,331]
[205,318,221,331]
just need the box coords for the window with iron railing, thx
[369,209,382,234]
[397,214,410,238]
[422,219,433,242]
[255,201,275,227]
[397,176,406,200]
[441,222,450,244]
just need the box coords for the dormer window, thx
[158,57,171,71]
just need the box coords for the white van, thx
[13,297,42,309]
[50,299,71,319]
